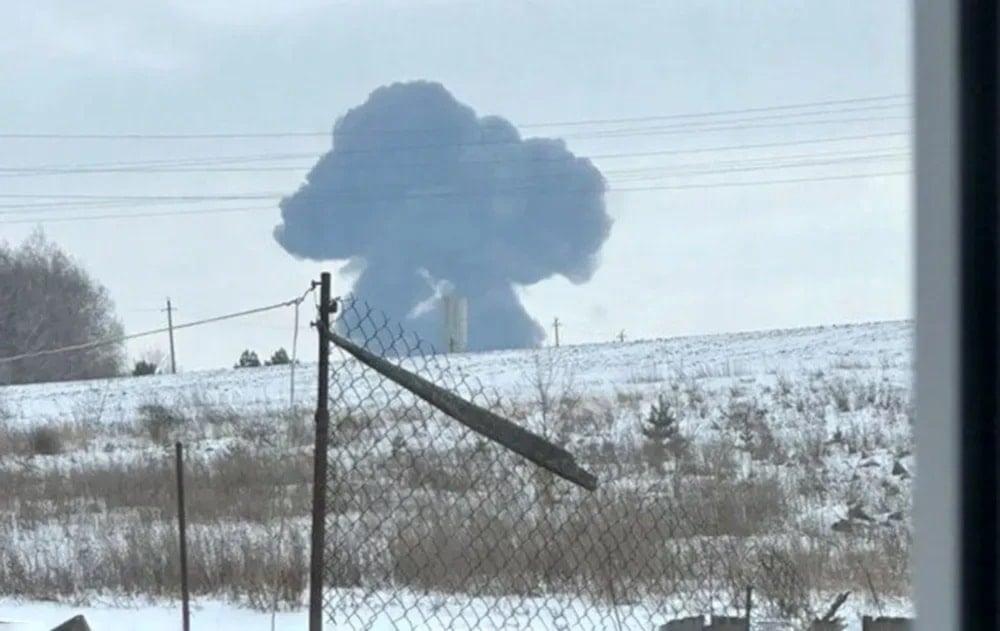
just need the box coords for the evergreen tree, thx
[641,393,686,473]
[266,348,291,366]
[132,360,158,376]
[235,350,261,368]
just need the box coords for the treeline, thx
[0,230,300,386]
[0,231,125,385]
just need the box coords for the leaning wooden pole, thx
[327,329,598,491]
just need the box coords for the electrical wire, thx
[0,293,314,365]
[0,94,909,141]
[0,114,909,159]
[0,131,910,177]
[0,170,910,225]
[0,148,910,214]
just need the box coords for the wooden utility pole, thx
[618,330,626,343]
[553,317,561,348]
[308,272,332,631]
[164,299,177,374]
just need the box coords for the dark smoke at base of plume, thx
[274,80,611,352]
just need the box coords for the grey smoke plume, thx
[274,81,611,351]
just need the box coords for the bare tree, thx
[0,230,125,384]
[521,352,578,506]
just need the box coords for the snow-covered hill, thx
[0,319,915,630]
[0,319,912,425]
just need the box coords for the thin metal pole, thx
[744,586,752,631]
[308,272,332,631]
[166,299,177,374]
[175,441,190,631]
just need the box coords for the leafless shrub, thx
[69,385,110,428]
[831,356,873,370]
[194,403,242,428]
[0,388,12,420]
[0,446,313,531]
[614,389,644,415]
[137,402,187,444]
[626,361,664,384]
[0,517,308,609]
[823,377,855,413]
[677,440,739,478]
[725,395,784,464]
[397,450,481,494]
[0,420,93,458]
[278,405,314,447]
[381,473,789,601]
[682,378,710,418]
[688,358,753,380]
[28,424,65,455]
[522,353,580,506]
[581,438,643,475]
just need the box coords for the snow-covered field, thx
[0,320,914,630]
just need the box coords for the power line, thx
[332,98,909,137]
[0,147,911,212]
[508,94,910,129]
[0,192,276,201]
[0,170,910,225]
[0,110,910,153]
[0,151,319,174]
[0,205,273,224]
[0,94,909,140]
[0,131,909,177]
[0,292,314,365]
[0,155,909,217]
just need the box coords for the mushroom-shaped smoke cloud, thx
[275,81,612,351]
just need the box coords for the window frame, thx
[914,2,998,629]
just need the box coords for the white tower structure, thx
[442,292,468,353]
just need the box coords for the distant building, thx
[442,293,468,353]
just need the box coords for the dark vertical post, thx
[553,317,561,348]
[166,298,177,374]
[744,586,752,631]
[958,1,1000,627]
[174,441,190,631]
[309,272,332,631]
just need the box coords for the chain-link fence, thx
[319,297,879,630]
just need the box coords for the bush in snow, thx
[641,392,687,474]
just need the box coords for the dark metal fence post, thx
[309,272,332,631]
[175,441,190,631]
[744,586,752,631]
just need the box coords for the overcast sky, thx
[0,1,912,371]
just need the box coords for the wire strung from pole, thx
[0,292,315,365]
[0,130,910,177]
[0,169,912,225]
[0,112,909,165]
[288,283,317,406]
[0,93,910,141]
[290,299,300,407]
[0,145,911,212]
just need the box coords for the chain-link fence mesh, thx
[319,297,883,630]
